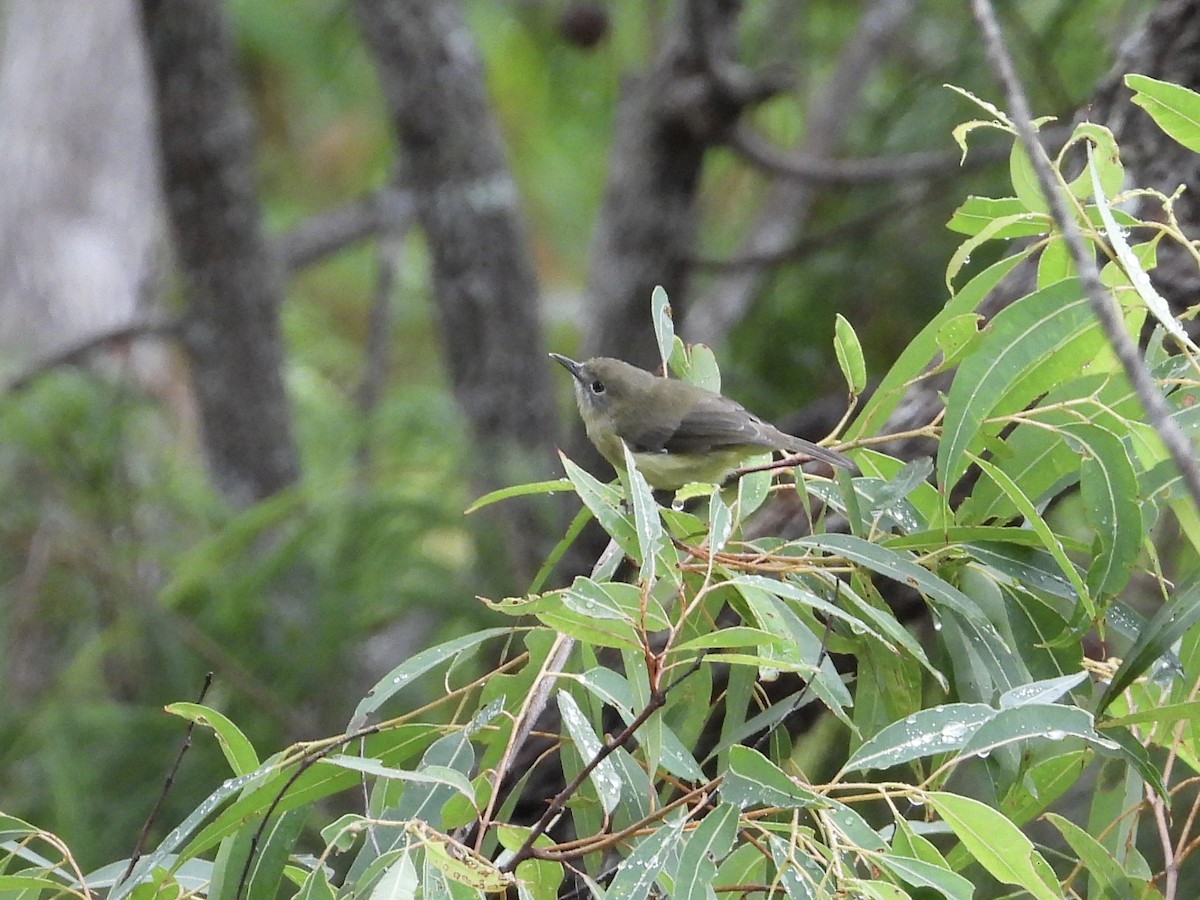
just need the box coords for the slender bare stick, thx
[120,673,214,884]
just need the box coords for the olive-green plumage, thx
[551,354,855,489]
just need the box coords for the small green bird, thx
[551,354,855,490]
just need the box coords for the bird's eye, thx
[590,379,605,395]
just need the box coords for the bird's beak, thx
[549,353,585,383]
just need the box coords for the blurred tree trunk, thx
[0,0,162,380]
[354,0,562,582]
[0,0,167,706]
[139,0,298,505]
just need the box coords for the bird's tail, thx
[784,436,857,473]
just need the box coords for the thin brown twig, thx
[278,187,413,273]
[529,782,717,862]
[120,672,214,885]
[499,653,707,872]
[726,122,1068,185]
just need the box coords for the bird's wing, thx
[628,394,775,454]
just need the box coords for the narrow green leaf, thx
[321,757,475,804]
[734,573,890,645]
[651,285,675,371]
[1010,143,1049,214]
[844,703,994,773]
[708,489,733,553]
[1103,698,1200,729]
[607,817,686,900]
[294,864,336,900]
[369,851,418,900]
[1036,237,1072,288]
[946,212,1047,290]
[1066,123,1124,200]
[560,453,638,557]
[0,875,76,893]
[166,702,259,776]
[823,797,888,851]
[575,667,704,781]
[968,453,1090,615]
[498,827,565,900]
[1044,813,1139,900]
[1126,73,1200,154]
[926,793,1063,899]
[873,854,974,900]
[721,745,822,810]
[946,196,1052,237]
[557,692,623,815]
[1088,140,1197,353]
[687,344,721,393]
[834,313,867,394]
[934,313,986,370]
[563,578,670,629]
[999,672,1088,708]
[347,629,512,732]
[939,278,1096,489]
[675,804,739,900]
[1102,727,1168,800]
[999,749,1089,825]
[798,534,1002,636]
[849,248,1035,439]
[957,373,1133,525]
[956,705,1117,761]
[242,808,306,900]
[1097,574,1200,713]
[464,479,573,515]
[673,626,784,652]
[768,834,827,898]
[528,505,592,594]
[1060,423,1142,600]
[620,440,667,582]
